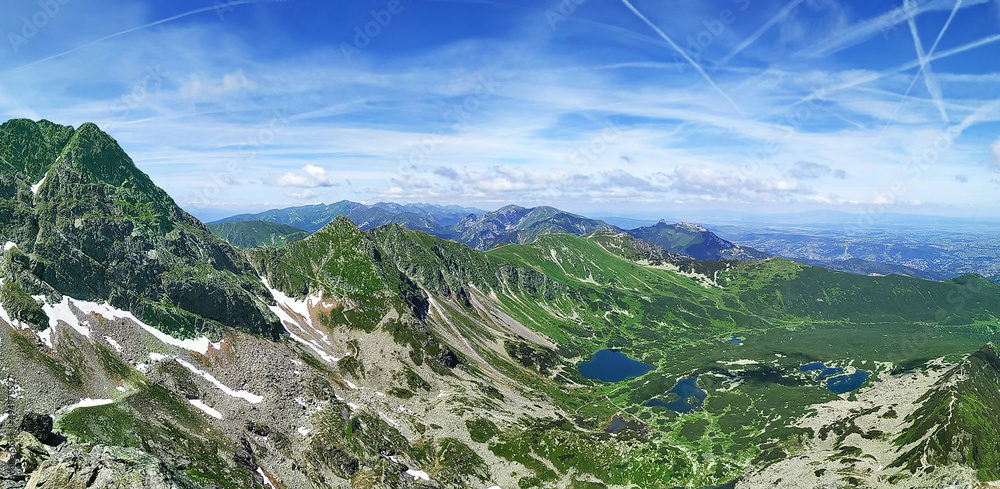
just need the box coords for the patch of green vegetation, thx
[466,418,500,444]
[207,220,309,249]
[0,280,47,328]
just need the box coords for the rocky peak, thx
[0,119,74,182]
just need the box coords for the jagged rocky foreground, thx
[2,120,1000,488]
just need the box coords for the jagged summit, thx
[0,119,281,340]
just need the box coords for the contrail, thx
[619,0,744,115]
[903,0,948,122]
[776,33,1000,116]
[879,0,963,134]
[720,0,806,65]
[797,0,988,59]
[1,0,283,77]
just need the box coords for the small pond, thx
[644,376,707,414]
[578,349,654,383]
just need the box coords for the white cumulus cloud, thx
[275,165,339,188]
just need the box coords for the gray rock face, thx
[25,445,199,489]
[0,461,26,489]
[17,415,51,446]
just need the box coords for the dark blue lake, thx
[800,362,845,379]
[827,370,871,394]
[578,349,654,383]
[644,376,707,413]
[800,362,871,394]
[728,337,743,343]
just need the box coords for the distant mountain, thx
[628,220,768,261]
[797,257,949,281]
[206,220,309,249]
[213,201,482,233]
[450,205,616,250]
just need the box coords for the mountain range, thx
[2,119,1000,488]
[208,203,769,262]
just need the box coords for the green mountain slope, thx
[206,220,309,249]
[0,119,280,339]
[891,343,1000,480]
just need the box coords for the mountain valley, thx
[0,120,999,488]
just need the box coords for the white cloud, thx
[275,165,339,188]
[287,189,316,199]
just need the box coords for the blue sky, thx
[2,0,999,219]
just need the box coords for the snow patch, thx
[262,277,344,362]
[188,399,223,419]
[378,411,400,428]
[717,359,759,366]
[148,352,169,362]
[104,336,123,352]
[64,398,114,411]
[31,175,45,195]
[175,358,264,404]
[344,379,358,390]
[0,413,8,424]
[406,469,430,481]
[41,297,216,354]
[297,426,310,436]
[257,467,277,489]
[37,329,52,348]
[3,242,16,251]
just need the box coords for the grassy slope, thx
[207,220,310,249]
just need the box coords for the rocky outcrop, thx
[25,445,200,489]
[16,415,51,446]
